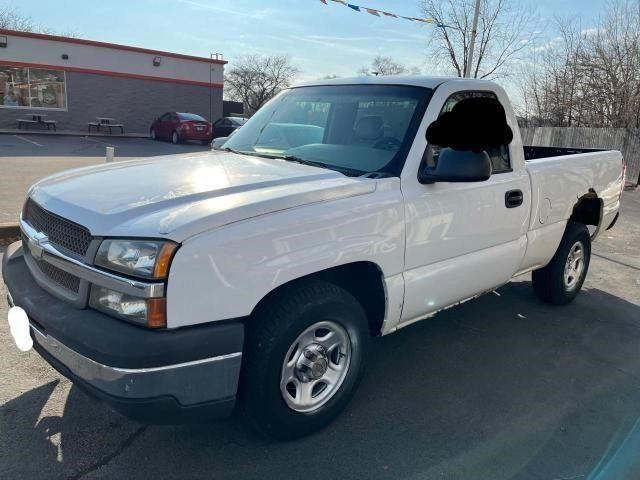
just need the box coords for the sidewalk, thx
[0,128,148,138]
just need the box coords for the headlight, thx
[90,286,166,328]
[95,239,177,279]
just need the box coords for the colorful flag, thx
[316,0,435,25]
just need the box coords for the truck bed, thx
[524,148,623,234]
[524,145,605,161]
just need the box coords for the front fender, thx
[166,179,404,328]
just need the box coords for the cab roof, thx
[293,75,498,91]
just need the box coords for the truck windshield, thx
[224,84,431,176]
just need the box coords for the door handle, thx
[505,189,524,208]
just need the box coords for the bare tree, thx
[517,17,586,127]
[421,0,537,78]
[225,55,298,115]
[0,5,80,36]
[358,55,420,76]
[579,0,640,127]
[520,0,640,128]
[0,5,37,31]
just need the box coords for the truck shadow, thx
[2,281,640,479]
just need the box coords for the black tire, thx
[239,279,370,440]
[171,130,180,144]
[532,221,591,305]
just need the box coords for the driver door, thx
[399,85,530,325]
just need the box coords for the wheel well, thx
[252,262,387,337]
[570,190,602,227]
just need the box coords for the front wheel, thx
[239,279,369,440]
[171,131,180,144]
[532,221,591,305]
[150,128,157,140]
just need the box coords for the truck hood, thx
[29,151,376,241]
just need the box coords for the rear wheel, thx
[150,128,157,140]
[532,221,591,305]
[239,279,369,440]
[171,131,180,144]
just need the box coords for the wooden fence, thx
[520,127,640,185]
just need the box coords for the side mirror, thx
[419,148,492,184]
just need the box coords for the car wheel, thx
[150,128,157,140]
[532,221,591,305]
[239,279,370,440]
[171,131,180,144]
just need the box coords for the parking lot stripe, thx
[13,135,42,147]
[82,136,113,147]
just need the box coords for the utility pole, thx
[464,0,481,78]
[209,53,214,122]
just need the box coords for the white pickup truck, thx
[4,77,625,439]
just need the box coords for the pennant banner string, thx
[317,0,436,24]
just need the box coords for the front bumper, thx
[3,242,244,424]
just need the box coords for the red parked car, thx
[150,112,212,144]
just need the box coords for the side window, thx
[159,113,170,121]
[425,91,512,173]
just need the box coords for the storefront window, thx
[0,67,29,107]
[0,65,67,110]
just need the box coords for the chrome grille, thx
[23,199,92,257]
[34,259,81,294]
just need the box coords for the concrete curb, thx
[0,224,20,240]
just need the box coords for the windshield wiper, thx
[229,150,331,170]
[281,155,330,170]
[224,147,241,154]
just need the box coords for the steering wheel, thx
[374,137,402,150]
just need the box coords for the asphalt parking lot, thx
[0,133,209,225]
[0,145,639,477]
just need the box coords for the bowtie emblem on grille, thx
[28,232,49,260]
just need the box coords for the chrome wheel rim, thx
[172,132,178,143]
[150,129,155,139]
[280,321,352,413]
[564,241,585,290]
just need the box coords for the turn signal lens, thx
[153,242,178,279]
[146,298,167,328]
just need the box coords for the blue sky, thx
[14,0,607,80]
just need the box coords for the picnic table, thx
[88,117,124,134]
[17,113,57,131]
